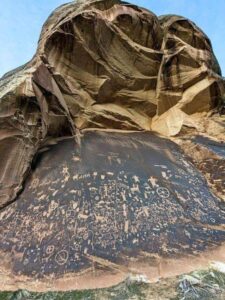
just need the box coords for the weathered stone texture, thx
[0,0,225,291]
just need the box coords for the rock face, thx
[1,132,225,288]
[0,0,224,208]
[0,0,225,291]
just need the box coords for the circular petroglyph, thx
[156,187,170,199]
[71,241,81,252]
[55,250,69,265]
[46,245,55,255]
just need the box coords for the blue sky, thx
[0,0,224,77]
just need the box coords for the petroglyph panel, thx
[0,132,225,279]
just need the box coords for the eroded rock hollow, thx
[0,0,225,291]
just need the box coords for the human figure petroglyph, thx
[30,178,40,189]
[131,183,140,193]
[148,176,158,188]
[99,185,108,198]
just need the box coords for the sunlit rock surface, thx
[0,0,225,292]
[2,264,225,299]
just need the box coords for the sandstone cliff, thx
[0,0,225,292]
